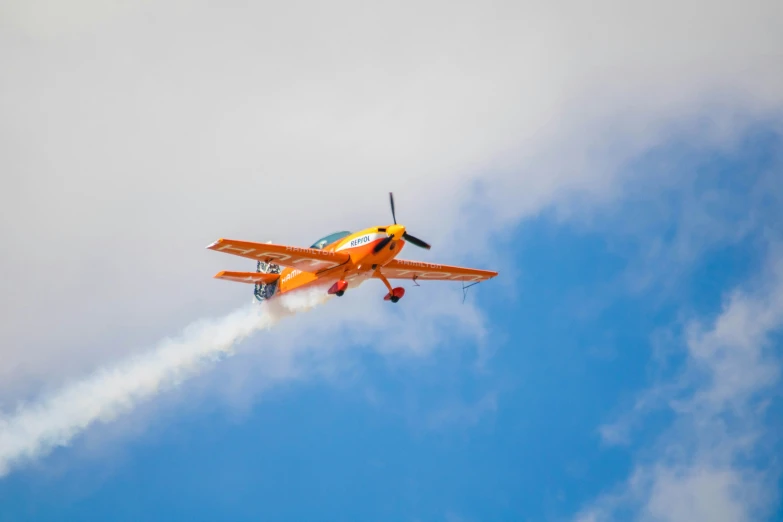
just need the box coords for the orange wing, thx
[207,239,350,273]
[378,259,498,282]
[213,271,280,284]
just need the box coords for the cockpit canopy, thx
[310,231,352,250]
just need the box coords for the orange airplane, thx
[207,193,498,303]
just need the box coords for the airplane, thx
[206,193,498,303]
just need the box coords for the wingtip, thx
[206,238,224,249]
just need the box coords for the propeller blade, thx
[403,232,431,250]
[373,235,393,253]
[389,192,397,224]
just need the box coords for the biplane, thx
[207,193,498,303]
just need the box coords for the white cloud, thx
[1,0,781,395]
[576,245,783,522]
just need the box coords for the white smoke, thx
[0,287,332,477]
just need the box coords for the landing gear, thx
[384,287,405,303]
[375,269,404,303]
[329,280,348,296]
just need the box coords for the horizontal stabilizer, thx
[214,271,280,284]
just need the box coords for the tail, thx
[212,260,282,301]
[211,240,282,301]
[254,260,281,301]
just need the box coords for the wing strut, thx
[462,280,481,303]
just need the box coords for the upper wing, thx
[378,259,498,282]
[207,238,350,272]
[213,271,280,284]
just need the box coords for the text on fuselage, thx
[349,235,371,248]
[282,270,302,283]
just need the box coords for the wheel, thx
[390,295,399,303]
[336,290,344,297]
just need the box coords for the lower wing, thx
[377,259,498,282]
[207,238,350,273]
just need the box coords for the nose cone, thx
[387,224,406,240]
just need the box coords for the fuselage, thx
[275,226,405,295]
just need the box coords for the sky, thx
[1,1,783,521]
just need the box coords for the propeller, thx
[373,192,431,253]
[373,235,393,253]
[402,232,430,249]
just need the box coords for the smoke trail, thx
[0,287,331,477]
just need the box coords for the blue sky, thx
[1,123,781,521]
